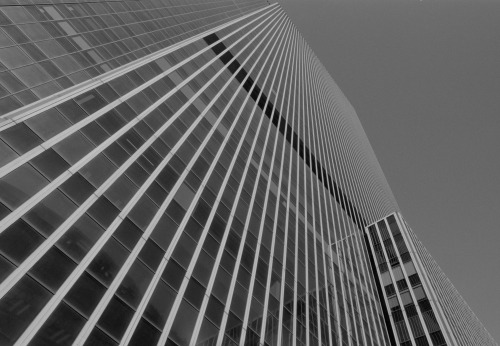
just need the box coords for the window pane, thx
[116,259,153,309]
[144,280,176,329]
[31,302,85,346]
[0,163,48,209]
[0,219,44,265]
[56,214,104,262]
[24,189,77,237]
[169,300,198,345]
[96,296,134,341]
[65,271,106,318]
[88,237,129,286]
[29,246,77,292]
[128,318,160,345]
[0,275,51,344]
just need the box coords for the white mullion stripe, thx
[295,35,312,346]
[300,42,321,345]
[211,11,290,346]
[301,38,318,345]
[308,46,353,346]
[323,85,374,345]
[310,83,341,346]
[255,20,295,346]
[320,68,370,346]
[234,16,292,346]
[0,5,279,182]
[187,15,293,346]
[71,11,286,346]
[303,47,337,346]
[290,34,301,346]
[314,58,352,346]
[0,7,278,301]
[300,41,330,344]
[11,11,281,346]
[0,4,277,128]
[275,25,299,346]
[310,60,343,342]
[314,73,378,346]
[0,7,280,237]
[314,68,366,344]
[153,12,289,346]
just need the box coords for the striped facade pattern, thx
[403,220,498,346]
[0,2,399,346]
[367,213,498,346]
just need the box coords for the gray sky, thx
[279,0,500,341]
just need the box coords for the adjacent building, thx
[0,1,496,345]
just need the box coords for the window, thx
[65,272,106,318]
[31,302,85,345]
[29,246,77,292]
[0,219,44,265]
[56,214,104,262]
[117,259,153,308]
[0,275,51,344]
[144,280,176,329]
[97,296,134,341]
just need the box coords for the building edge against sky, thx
[0,1,496,346]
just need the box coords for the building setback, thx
[0,1,496,346]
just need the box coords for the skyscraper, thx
[0,1,495,346]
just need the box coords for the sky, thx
[278,0,500,341]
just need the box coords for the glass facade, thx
[0,1,496,346]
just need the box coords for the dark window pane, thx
[65,271,106,318]
[53,131,94,165]
[104,174,137,210]
[150,213,177,250]
[31,302,86,346]
[79,153,116,188]
[171,233,196,269]
[169,300,197,345]
[128,195,158,231]
[192,250,214,287]
[138,239,163,271]
[128,318,160,346]
[96,296,134,341]
[0,254,15,282]
[0,138,19,167]
[0,163,48,209]
[29,246,76,292]
[161,260,185,291]
[56,214,104,262]
[197,317,219,345]
[144,280,176,329]
[84,326,118,346]
[25,108,71,141]
[0,275,51,344]
[117,259,153,308]
[114,218,142,251]
[59,173,95,205]
[87,196,119,228]
[88,237,128,286]
[0,219,44,265]
[184,278,205,310]
[56,100,88,124]
[165,200,185,225]
[30,149,70,180]
[206,295,225,326]
[24,189,77,237]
